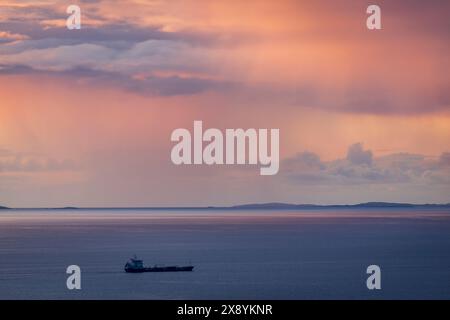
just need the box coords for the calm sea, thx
[0,209,449,299]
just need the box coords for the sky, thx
[0,0,449,207]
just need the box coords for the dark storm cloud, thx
[0,63,238,96]
[0,0,448,115]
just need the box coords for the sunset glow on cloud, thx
[0,0,449,207]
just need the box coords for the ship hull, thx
[125,266,194,273]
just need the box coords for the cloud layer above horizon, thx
[0,0,449,207]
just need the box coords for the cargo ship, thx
[124,255,194,273]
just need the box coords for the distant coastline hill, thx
[229,202,450,210]
[0,206,10,209]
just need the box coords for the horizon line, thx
[2,201,450,210]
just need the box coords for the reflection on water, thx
[2,208,449,223]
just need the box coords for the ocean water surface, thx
[0,208,449,299]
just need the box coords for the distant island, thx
[1,202,450,210]
[229,202,450,210]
